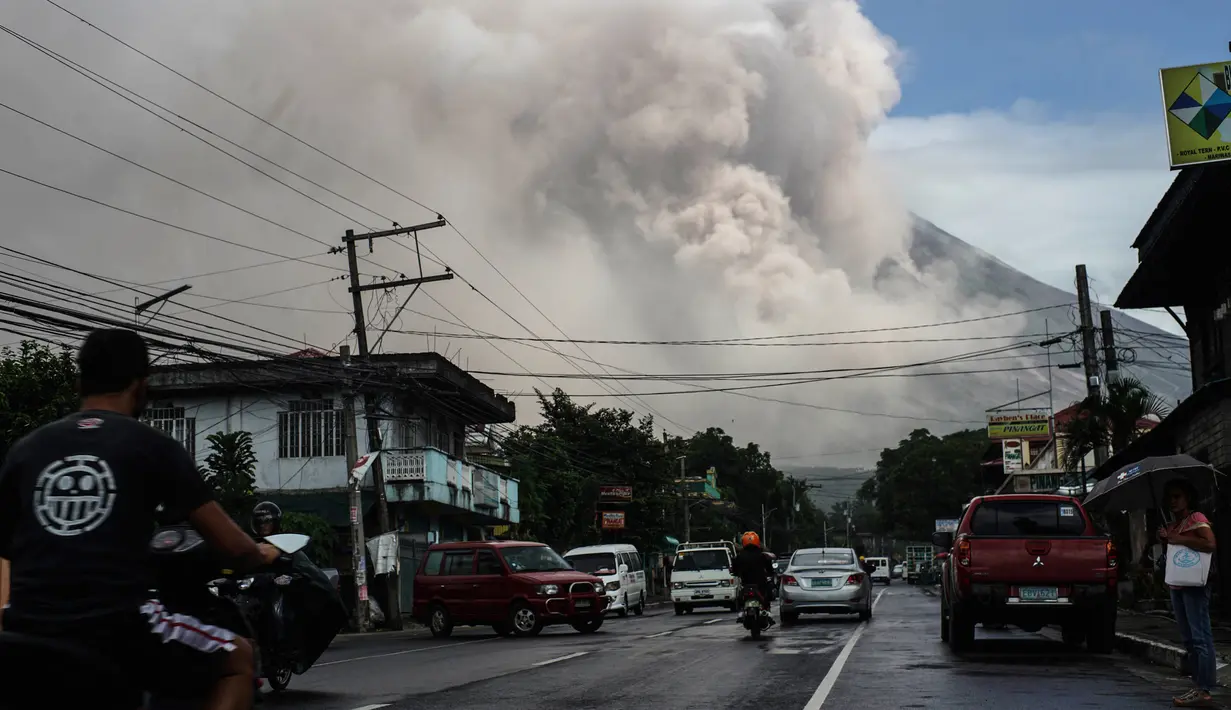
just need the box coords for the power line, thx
[389,328,1067,348]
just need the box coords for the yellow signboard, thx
[1160,61,1231,169]
[987,413,1050,440]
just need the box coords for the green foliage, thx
[198,431,258,521]
[281,511,338,567]
[1059,375,1170,472]
[859,428,989,541]
[0,341,78,454]
[503,389,826,554]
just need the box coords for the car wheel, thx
[940,602,950,643]
[492,622,513,637]
[633,593,645,616]
[674,604,685,616]
[780,611,799,626]
[428,603,454,638]
[948,604,974,652]
[1085,603,1117,654]
[1061,623,1085,647]
[617,593,629,618]
[571,618,603,634]
[509,601,544,637]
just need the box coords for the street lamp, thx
[761,505,778,549]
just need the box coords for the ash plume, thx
[0,0,1042,461]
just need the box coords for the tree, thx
[199,430,258,521]
[861,428,988,541]
[1059,375,1170,472]
[0,341,78,455]
[282,511,338,568]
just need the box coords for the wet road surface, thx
[264,586,1218,709]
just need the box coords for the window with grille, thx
[277,399,345,458]
[143,406,197,458]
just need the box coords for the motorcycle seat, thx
[0,630,134,708]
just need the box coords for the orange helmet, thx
[741,531,761,548]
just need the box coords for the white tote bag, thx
[1165,543,1213,587]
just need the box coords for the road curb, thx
[1112,631,1231,688]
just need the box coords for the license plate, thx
[811,578,833,588]
[694,593,713,600]
[1019,586,1058,601]
[745,600,761,608]
[575,599,592,609]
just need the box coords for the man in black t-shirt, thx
[0,329,280,710]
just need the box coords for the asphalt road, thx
[264,587,1221,710]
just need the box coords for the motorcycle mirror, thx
[265,533,311,555]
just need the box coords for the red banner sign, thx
[601,511,626,529]
[599,485,633,502]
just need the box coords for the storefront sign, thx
[987,412,1050,440]
[599,485,633,502]
[935,519,959,533]
[601,511,626,529]
[1160,61,1231,169]
[1002,439,1024,473]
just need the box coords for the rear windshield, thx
[674,550,729,571]
[792,551,854,567]
[970,500,1086,536]
[566,553,618,575]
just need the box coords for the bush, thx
[281,511,339,568]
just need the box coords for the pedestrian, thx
[1158,477,1218,707]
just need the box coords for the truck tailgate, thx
[968,537,1111,584]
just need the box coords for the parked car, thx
[563,543,648,617]
[412,541,610,637]
[891,563,904,579]
[778,547,872,624]
[934,494,1118,652]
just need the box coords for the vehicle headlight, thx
[671,582,684,590]
[238,577,255,591]
[605,581,620,592]
[537,584,560,596]
[718,578,732,587]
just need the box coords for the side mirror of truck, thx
[931,531,954,549]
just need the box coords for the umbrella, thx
[1083,454,1225,513]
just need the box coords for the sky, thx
[863,0,1225,334]
[0,0,1202,471]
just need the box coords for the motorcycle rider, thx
[732,531,776,618]
[251,501,283,539]
[0,328,281,710]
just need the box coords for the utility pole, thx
[1100,310,1120,384]
[341,345,368,633]
[679,457,690,543]
[342,219,451,630]
[1075,265,1108,468]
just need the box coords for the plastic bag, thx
[1165,544,1212,587]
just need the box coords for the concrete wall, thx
[1178,399,1231,470]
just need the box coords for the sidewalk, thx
[1113,609,1231,687]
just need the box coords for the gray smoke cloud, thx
[0,0,1040,464]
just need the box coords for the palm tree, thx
[1060,375,1171,472]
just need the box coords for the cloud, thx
[869,101,1183,334]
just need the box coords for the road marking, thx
[644,630,673,638]
[801,588,887,709]
[349,705,391,710]
[704,617,726,625]
[532,651,590,667]
[316,637,492,667]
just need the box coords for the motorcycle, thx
[213,535,348,693]
[0,526,342,709]
[739,586,774,640]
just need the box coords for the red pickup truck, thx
[933,494,1118,652]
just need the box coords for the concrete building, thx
[146,350,519,614]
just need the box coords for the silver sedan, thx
[778,547,872,624]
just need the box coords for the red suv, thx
[412,541,610,637]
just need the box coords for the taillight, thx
[846,573,864,586]
[781,575,798,586]
[957,536,971,567]
[1107,540,1118,568]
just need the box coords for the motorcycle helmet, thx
[251,501,283,537]
[741,531,761,548]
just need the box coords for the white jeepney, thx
[670,540,741,614]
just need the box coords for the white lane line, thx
[531,651,590,667]
[316,637,492,667]
[704,618,726,625]
[349,705,391,710]
[802,588,888,710]
[644,630,673,638]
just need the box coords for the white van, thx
[670,541,740,614]
[564,543,647,617]
[866,556,891,585]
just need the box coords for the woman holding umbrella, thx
[1159,478,1217,707]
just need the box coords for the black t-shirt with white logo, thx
[0,410,215,623]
